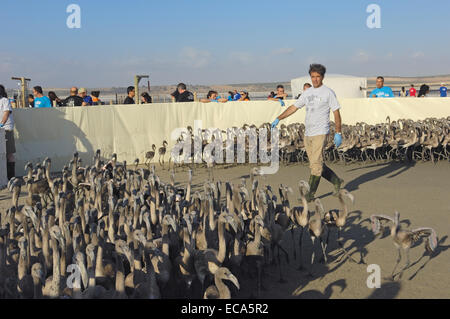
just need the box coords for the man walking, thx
[271,64,344,202]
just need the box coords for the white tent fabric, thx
[291,74,367,99]
[0,129,7,188]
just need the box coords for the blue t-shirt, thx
[233,93,242,101]
[370,87,394,98]
[83,96,94,105]
[34,96,52,108]
[440,86,447,97]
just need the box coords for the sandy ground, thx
[1,161,449,299]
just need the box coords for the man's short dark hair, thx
[127,86,135,94]
[411,84,414,87]
[309,64,326,77]
[33,86,43,94]
[377,76,385,81]
[177,83,187,91]
[277,85,284,90]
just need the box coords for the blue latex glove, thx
[279,99,285,107]
[271,118,280,129]
[334,133,342,148]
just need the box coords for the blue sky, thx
[1,0,449,88]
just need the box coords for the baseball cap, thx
[79,88,87,94]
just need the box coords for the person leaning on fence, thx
[238,91,250,101]
[271,64,344,202]
[0,85,16,180]
[200,91,228,103]
[171,83,194,102]
[62,87,84,107]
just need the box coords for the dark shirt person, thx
[123,86,135,104]
[63,87,84,107]
[171,83,194,102]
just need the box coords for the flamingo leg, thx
[309,236,316,276]
[398,248,411,279]
[320,237,328,264]
[297,227,304,270]
[291,227,296,260]
[390,247,402,280]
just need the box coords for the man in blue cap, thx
[271,64,344,202]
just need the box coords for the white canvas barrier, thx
[11,98,450,175]
[0,128,7,189]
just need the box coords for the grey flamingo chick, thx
[370,211,438,280]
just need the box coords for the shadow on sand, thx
[344,162,416,192]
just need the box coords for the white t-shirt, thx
[0,97,14,131]
[293,85,340,137]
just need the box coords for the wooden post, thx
[194,92,198,102]
[11,77,31,109]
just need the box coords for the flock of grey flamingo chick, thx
[0,146,440,299]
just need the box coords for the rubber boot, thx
[306,175,321,203]
[7,162,15,180]
[322,164,344,196]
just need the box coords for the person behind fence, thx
[399,87,407,97]
[48,91,63,107]
[200,90,228,103]
[0,85,16,180]
[62,87,84,107]
[370,76,394,98]
[141,92,152,104]
[33,86,52,108]
[271,64,344,202]
[171,83,194,102]
[91,91,101,105]
[440,83,447,97]
[268,85,288,101]
[28,94,35,108]
[409,84,417,97]
[238,91,250,101]
[418,84,430,97]
[79,88,93,106]
[123,86,135,104]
